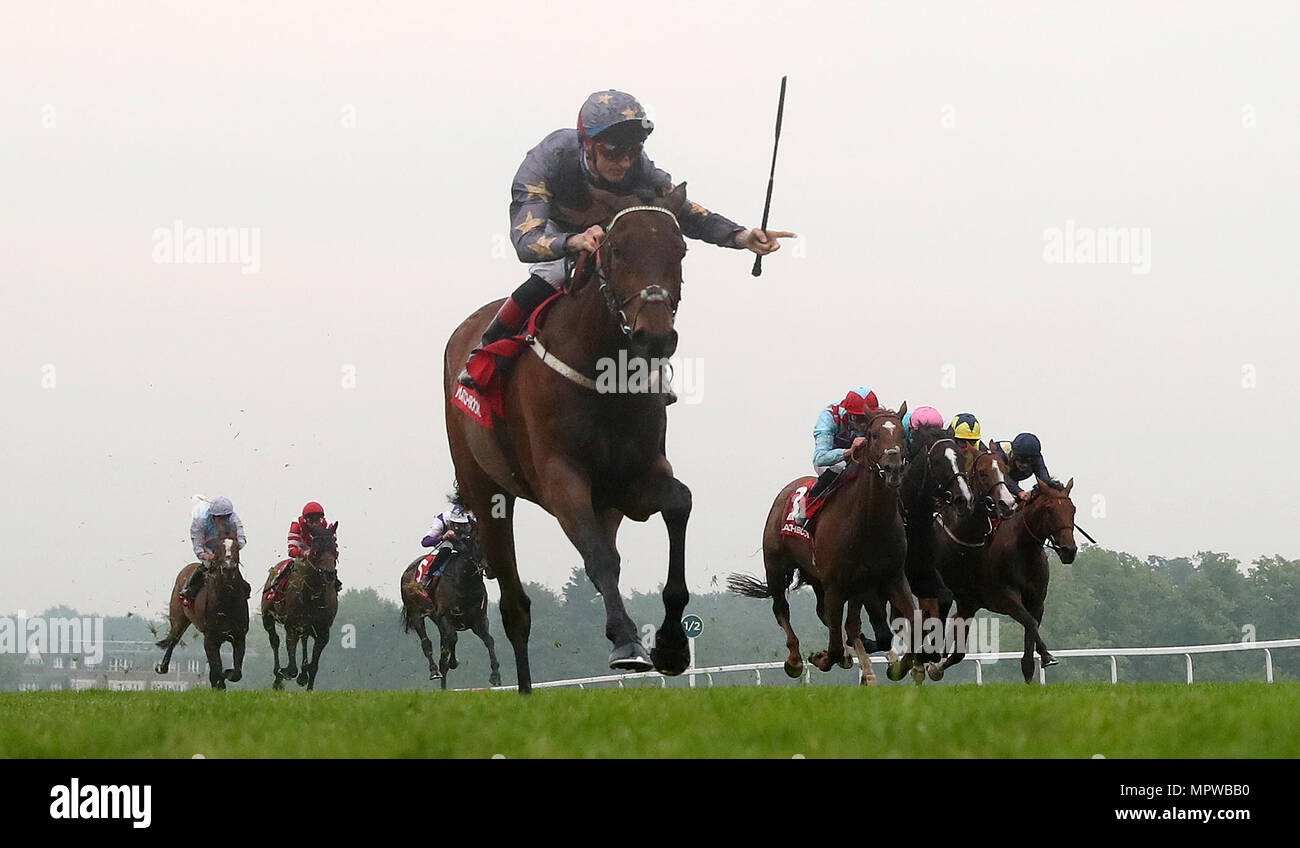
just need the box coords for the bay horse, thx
[933,474,1077,682]
[730,404,915,682]
[444,185,694,693]
[261,522,339,690]
[155,535,250,689]
[897,425,973,679]
[399,535,503,689]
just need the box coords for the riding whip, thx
[752,75,787,277]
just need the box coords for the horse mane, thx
[908,424,952,459]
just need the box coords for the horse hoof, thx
[430,670,442,681]
[272,677,284,691]
[838,654,853,670]
[611,642,654,673]
[489,673,502,687]
[926,662,945,681]
[809,652,832,673]
[224,669,241,682]
[783,660,804,679]
[1042,656,1059,668]
[296,672,309,687]
[910,665,925,685]
[154,663,167,675]
[448,659,459,670]
[213,680,226,690]
[885,661,906,682]
[649,643,688,676]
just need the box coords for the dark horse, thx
[261,522,340,690]
[730,405,915,683]
[155,535,250,689]
[399,536,502,689]
[896,425,974,680]
[444,186,695,693]
[933,470,1078,682]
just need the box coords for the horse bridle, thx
[920,437,968,505]
[933,451,1006,548]
[592,205,680,338]
[1022,492,1075,553]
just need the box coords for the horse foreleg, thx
[296,634,311,687]
[937,600,979,674]
[203,632,225,689]
[469,614,502,687]
[845,599,874,683]
[305,628,328,691]
[548,466,645,671]
[624,472,693,676]
[1003,594,1051,683]
[810,584,846,672]
[885,576,919,682]
[225,634,244,683]
[262,612,283,686]
[283,627,300,680]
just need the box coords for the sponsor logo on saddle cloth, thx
[453,292,566,429]
[779,479,820,541]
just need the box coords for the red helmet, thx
[302,501,325,518]
[840,387,879,416]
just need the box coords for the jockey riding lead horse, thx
[445,90,794,692]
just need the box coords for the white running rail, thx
[470,638,1300,691]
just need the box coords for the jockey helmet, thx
[302,501,325,518]
[840,387,879,416]
[578,90,653,147]
[909,406,943,430]
[949,413,981,442]
[1011,433,1042,457]
[209,496,234,516]
[448,504,474,524]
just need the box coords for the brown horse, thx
[933,477,1077,682]
[261,522,339,690]
[399,540,502,689]
[731,405,915,682]
[155,535,250,689]
[444,186,695,693]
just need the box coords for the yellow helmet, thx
[949,412,981,441]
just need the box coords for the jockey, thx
[901,405,944,454]
[267,501,342,602]
[457,89,794,390]
[992,433,1063,499]
[420,503,477,592]
[948,413,983,472]
[794,387,879,522]
[181,496,246,606]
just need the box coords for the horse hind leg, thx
[282,628,300,680]
[204,632,226,689]
[436,618,455,691]
[296,634,311,687]
[305,629,329,691]
[471,489,532,693]
[224,634,244,683]
[410,614,439,680]
[263,612,284,688]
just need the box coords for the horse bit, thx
[592,205,680,338]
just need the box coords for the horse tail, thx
[399,603,413,634]
[726,573,771,599]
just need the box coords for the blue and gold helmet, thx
[578,90,653,146]
[949,413,981,442]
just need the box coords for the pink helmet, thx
[909,406,943,430]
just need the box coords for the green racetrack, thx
[2,682,1297,758]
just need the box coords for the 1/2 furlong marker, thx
[752,75,787,278]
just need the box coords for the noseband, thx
[1023,495,1075,553]
[593,206,680,338]
[920,437,966,503]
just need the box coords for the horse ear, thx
[329,521,339,533]
[1064,478,1074,494]
[897,400,908,418]
[663,182,689,217]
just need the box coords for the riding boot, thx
[457,274,556,389]
[797,469,841,526]
[180,568,205,605]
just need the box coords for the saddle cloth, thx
[453,292,565,429]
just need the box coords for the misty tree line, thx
[3,546,1298,690]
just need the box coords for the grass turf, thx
[1,682,1295,758]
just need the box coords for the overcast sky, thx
[3,2,1298,618]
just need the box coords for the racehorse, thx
[932,475,1077,682]
[399,537,502,689]
[261,522,340,690]
[730,405,916,683]
[155,535,250,689]
[897,425,974,678]
[444,186,694,693]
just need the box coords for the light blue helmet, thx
[209,496,234,516]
